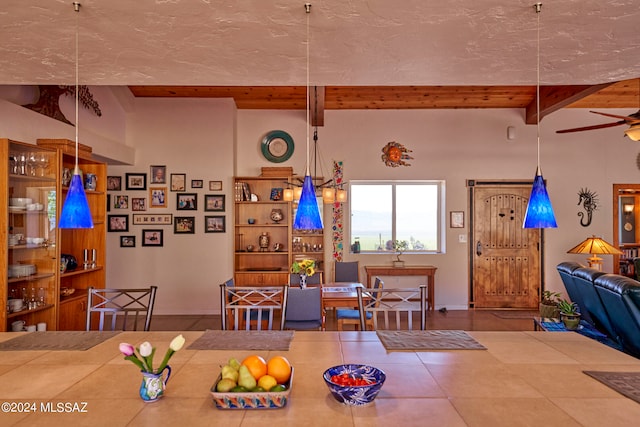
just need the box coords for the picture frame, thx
[204,194,225,212]
[176,193,198,210]
[106,194,111,212]
[209,180,223,191]
[150,165,166,184]
[126,173,147,191]
[120,236,135,248]
[108,215,129,232]
[132,214,173,225]
[107,176,121,191]
[142,229,163,247]
[170,173,186,191]
[131,197,147,211]
[205,215,226,233]
[270,187,283,201]
[450,211,465,228]
[149,187,167,208]
[113,195,128,209]
[174,216,195,234]
[191,179,203,189]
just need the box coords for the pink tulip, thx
[119,343,135,356]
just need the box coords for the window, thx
[349,180,444,253]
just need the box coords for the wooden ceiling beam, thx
[310,86,325,126]
[525,83,616,124]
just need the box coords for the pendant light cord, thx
[74,2,81,172]
[535,2,541,170]
[305,3,311,176]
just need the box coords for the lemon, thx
[257,374,277,391]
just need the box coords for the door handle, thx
[476,241,482,256]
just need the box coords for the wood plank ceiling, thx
[130,78,640,127]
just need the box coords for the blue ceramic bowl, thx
[322,364,386,406]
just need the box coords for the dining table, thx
[1,329,640,426]
[320,282,364,315]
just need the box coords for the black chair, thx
[334,261,359,283]
[593,274,640,357]
[284,285,324,330]
[556,262,589,322]
[572,267,616,338]
[220,284,288,330]
[86,286,157,331]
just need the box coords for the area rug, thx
[583,371,640,404]
[492,311,538,319]
[0,331,121,351]
[187,330,294,351]
[376,330,486,351]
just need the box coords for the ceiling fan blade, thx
[556,121,626,134]
[590,110,636,121]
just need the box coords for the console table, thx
[364,265,437,311]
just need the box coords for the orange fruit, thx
[241,355,267,380]
[267,356,292,384]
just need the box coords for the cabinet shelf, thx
[8,272,55,284]
[236,223,288,227]
[236,251,288,255]
[6,303,55,319]
[8,243,51,250]
[60,266,103,278]
[8,174,56,183]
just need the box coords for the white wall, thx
[3,87,638,314]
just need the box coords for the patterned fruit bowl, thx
[210,367,293,409]
[323,364,386,406]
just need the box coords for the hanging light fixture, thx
[293,3,323,230]
[59,1,93,229]
[523,2,557,229]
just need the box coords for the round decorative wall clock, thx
[261,130,294,163]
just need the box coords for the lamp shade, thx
[567,236,622,255]
[293,175,322,230]
[59,172,94,228]
[625,126,640,141]
[523,168,557,228]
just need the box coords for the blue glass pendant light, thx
[293,3,322,230]
[59,2,93,229]
[523,3,557,229]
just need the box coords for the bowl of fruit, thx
[323,364,386,406]
[211,355,293,409]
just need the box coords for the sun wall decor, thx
[381,141,413,167]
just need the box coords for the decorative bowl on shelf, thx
[60,287,76,297]
[323,364,386,406]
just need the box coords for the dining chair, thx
[334,261,359,283]
[289,272,323,286]
[283,285,325,330]
[336,277,383,331]
[357,285,428,330]
[86,286,158,331]
[220,283,288,330]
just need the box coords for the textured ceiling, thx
[0,0,639,87]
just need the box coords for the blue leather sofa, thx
[593,274,640,357]
[556,262,590,322]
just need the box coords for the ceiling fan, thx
[556,110,640,140]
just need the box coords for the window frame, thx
[348,180,445,254]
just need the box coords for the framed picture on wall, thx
[107,176,121,191]
[132,197,146,211]
[450,211,464,228]
[149,187,167,208]
[205,215,225,233]
[204,194,225,212]
[191,179,203,189]
[126,173,147,190]
[132,214,172,225]
[150,165,166,184]
[174,216,195,234]
[209,180,223,191]
[142,229,163,247]
[170,173,186,191]
[176,193,197,210]
[108,215,129,232]
[113,195,128,209]
[120,236,135,248]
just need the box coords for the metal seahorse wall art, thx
[577,188,598,227]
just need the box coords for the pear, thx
[215,378,237,392]
[237,364,257,390]
[221,364,239,382]
[228,358,241,371]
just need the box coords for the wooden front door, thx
[469,182,541,309]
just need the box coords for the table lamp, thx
[567,235,623,271]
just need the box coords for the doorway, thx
[612,183,640,275]
[468,180,542,309]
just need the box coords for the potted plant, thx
[392,240,408,267]
[557,299,581,330]
[539,290,561,319]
